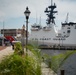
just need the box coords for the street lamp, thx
[24,6,31,55]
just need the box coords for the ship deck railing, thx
[39,45,76,50]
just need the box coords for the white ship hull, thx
[29,23,76,48]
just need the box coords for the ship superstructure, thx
[45,0,57,25]
[29,0,76,49]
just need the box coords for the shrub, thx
[14,42,23,55]
[0,54,42,75]
[0,44,42,75]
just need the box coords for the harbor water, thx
[41,49,74,56]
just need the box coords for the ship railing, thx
[38,44,76,50]
[43,27,51,31]
[31,28,39,31]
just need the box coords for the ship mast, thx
[51,0,53,6]
[65,13,69,23]
[45,0,57,26]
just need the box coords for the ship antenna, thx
[65,13,69,23]
[39,15,41,25]
[45,0,57,25]
[51,0,53,6]
[36,12,38,24]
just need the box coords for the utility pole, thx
[2,21,4,46]
[21,25,25,53]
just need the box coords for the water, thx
[41,49,72,56]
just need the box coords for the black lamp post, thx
[24,7,31,55]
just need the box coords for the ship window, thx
[40,38,41,40]
[67,27,70,29]
[62,25,65,27]
[44,38,46,40]
[46,38,48,40]
[67,30,70,33]
[35,38,38,40]
[63,32,65,33]
[58,33,62,37]
[42,38,44,40]
[53,38,55,40]
[49,38,51,40]
[75,25,76,29]
[53,38,57,40]
[40,38,43,40]
[64,35,66,37]
[32,38,34,40]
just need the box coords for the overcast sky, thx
[0,0,76,30]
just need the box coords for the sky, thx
[0,0,76,31]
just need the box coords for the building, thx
[1,29,17,36]
[1,29,26,37]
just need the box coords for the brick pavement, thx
[0,46,14,61]
[0,46,7,51]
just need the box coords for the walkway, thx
[0,46,7,51]
[0,46,14,61]
[41,62,57,75]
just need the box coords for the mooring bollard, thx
[61,70,65,75]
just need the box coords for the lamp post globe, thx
[24,7,31,19]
